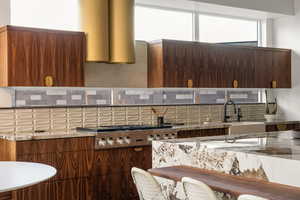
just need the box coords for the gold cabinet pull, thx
[277,124,287,131]
[187,79,193,88]
[44,76,54,87]
[134,147,143,152]
[272,80,277,88]
[233,80,238,88]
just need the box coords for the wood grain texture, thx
[17,150,94,181]
[266,123,299,132]
[148,43,163,87]
[0,25,85,87]
[92,146,152,200]
[0,137,150,200]
[16,178,92,200]
[177,128,228,138]
[16,137,94,155]
[0,192,13,200]
[0,30,8,86]
[272,50,292,88]
[148,39,291,88]
[149,165,300,200]
[0,139,16,161]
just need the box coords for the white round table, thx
[0,161,57,193]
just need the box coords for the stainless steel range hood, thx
[79,0,135,64]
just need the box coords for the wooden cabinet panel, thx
[266,123,299,132]
[148,39,291,88]
[17,150,94,181]
[255,50,273,88]
[272,50,292,88]
[177,128,228,138]
[16,137,94,155]
[92,146,151,176]
[0,25,85,87]
[0,192,13,200]
[92,146,151,200]
[16,178,92,200]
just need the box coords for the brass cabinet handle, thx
[272,80,277,88]
[233,80,238,88]
[44,75,54,87]
[134,147,143,152]
[277,124,287,131]
[187,79,193,88]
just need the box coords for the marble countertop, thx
[162,130,300,161]
[0,130,97,141]
[0,119,299,141]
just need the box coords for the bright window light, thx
[11,0,80,31]
[135,6,193,41]
[198,14,258,43]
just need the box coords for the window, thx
[198,14,258,43]
[135,6,193,41]
[135,5,259,45]
[11,0,80,31]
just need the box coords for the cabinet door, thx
[164,41,195,87]
[208,45,232,88]
[272,50,291,88]
[55,34,85,86]
[163,41,178,87]
[7,28,84,87]
[8,30,44,86]
[234,48,255,88]
[192,43,209,88]
[254,49,273,88]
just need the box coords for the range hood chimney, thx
[80,0,135,64]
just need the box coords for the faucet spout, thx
[223,99,237,122]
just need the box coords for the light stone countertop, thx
[0,120,298,141]
[160,130,300,161]
[0,130,97,141]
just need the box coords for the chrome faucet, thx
[223,99,237,122]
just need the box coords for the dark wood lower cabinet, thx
[16,178,93,200]
[177,128,228,138]
[0,137,151,200]
[0,192,13,200]
[266,123,300,132]
[0,128,229,200]
[92,146,152,200]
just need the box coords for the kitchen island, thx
[152,131,300,199]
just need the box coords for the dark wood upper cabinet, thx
[0,25,85,87]
[148,39,291,88]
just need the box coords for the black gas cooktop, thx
[76,124,173,133]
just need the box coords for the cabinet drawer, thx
[92,146,152,176]
[177,128,228,138]
[17,150,94,181]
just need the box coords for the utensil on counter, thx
[151,107,169,127]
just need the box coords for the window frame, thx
[135,4,261,45]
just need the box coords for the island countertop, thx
[159,130,300,160]
[152,130,300,199]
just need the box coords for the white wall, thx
[137,0,295,20]
[85,41,148,88]
[0,0,10,26]
[188,0,295,16]
[272,0,300,120]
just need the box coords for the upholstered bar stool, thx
[131,167,167,200]
[182,177,218,200]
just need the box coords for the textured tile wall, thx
[0,104,265,134]
[0,87,264,107]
